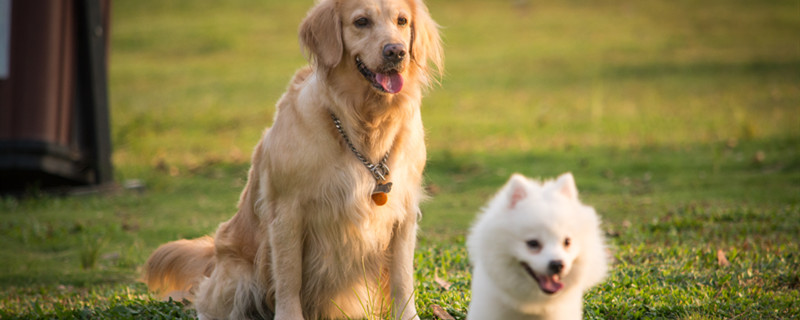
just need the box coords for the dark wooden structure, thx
[0,0,112,193]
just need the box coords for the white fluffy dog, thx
[466,173,609,320]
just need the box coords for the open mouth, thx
[521,262,564,294]
[355,56,404,94]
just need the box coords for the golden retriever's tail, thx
[143,236,216,301]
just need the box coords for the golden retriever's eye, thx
[354,17,370,28]
[397,16,408,26]
[564,237,571,247]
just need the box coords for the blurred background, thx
[111,0,799,165]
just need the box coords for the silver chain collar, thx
[330,112,390,181]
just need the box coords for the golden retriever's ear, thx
[299,0,343,70]
[410,0,444,85]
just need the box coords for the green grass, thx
[2,0,799,318]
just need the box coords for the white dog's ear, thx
[506,174,528,209]
[555,172,579,200]
[299,0,343,70]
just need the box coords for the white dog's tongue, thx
[537,274,564,294]
[376,72,403,94]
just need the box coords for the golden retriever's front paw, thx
[274,314,304,320]
[274,307,304,320]
[394,309,419,320]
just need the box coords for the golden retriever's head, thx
[300,0,443,95]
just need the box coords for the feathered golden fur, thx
[143,0,443,319]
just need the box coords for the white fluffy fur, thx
[467,173,609,320]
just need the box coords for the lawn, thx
[2,0,799,319]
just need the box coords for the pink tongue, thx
[537,275,564,294]
[375,72,403,93]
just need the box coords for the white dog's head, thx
[469,173,607,299]
[508,173,582,295]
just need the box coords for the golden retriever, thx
[143,0,443,319]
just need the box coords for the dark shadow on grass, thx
[601,59,800,80]
[0,297,196,320]
[426,135,799,203]
[0,270,133,287]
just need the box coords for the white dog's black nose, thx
[383,43,406,63]
[548,260,564,274]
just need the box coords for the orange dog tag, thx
[372,182,392,206]
[372,192,388,206]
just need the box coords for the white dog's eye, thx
[526,239,541,250]
[397,16,408,26]
[564,237,571,247]
[354,17,370,27]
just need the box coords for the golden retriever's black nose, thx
[383,43,406,63]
